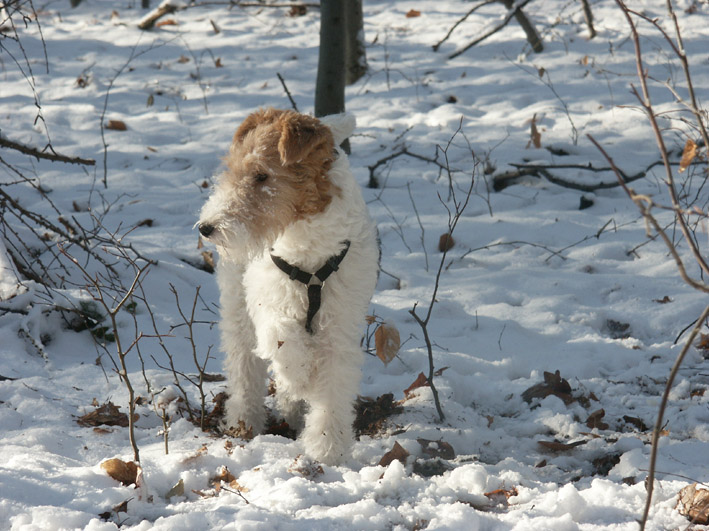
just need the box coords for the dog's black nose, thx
[198,223,215,238]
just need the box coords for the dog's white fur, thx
[198,109,378,465]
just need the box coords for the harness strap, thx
[270,240,351,334]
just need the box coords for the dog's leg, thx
[300,336,362,465]
[218,260,267,434]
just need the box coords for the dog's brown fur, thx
[224,109,339,227]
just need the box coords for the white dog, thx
[197,108,379,465]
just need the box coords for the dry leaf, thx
[288,455,324,479]
[484,487,518,501]
[181,444,208,464]
[156,19,178,27]
[697,333,709,352]
[677,483,709,524]
[177,55,190,64]
[404,372,430,398]
[379,441,410,466]
[679,139,698,173]
[405,9,421,18]
[101,458,139,486]
[78,401,132,427]
[210,19,221,34]
[202,250,215,273]
[417,438,455,460]
[438,233,455,252]
[215,57,223,68]
[622,415,648,431]
[365,315,377,325]
[106,120,127,131]
[375,321,400,365]
[527,113,542,149]
[521,370,574,405]
[585,408,609,430]
[165,478,185,499]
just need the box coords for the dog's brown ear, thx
[278,113,333,166]
[233,108,284,144]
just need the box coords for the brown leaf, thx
[484,487,518,501]
[521,370,574,405]
[101,458,139,486]
[224,420,254,440]
[653,295,672,304]
[697,333,709,352]
[379,441,410,467]
[585,408,609,430]
[165,478,185,499]
[404,372,430,398]
[78,401,131,427]
[210,19,221,34]
[677,483,709,524]
[181,444,208,465]
[405,9,421,18]
[202,250,215,273]
[679,139,698,173]
[537,439,587,452]
[106,120,127,131]
[215,57,223,68]
[177,55,190,64]
[375,321,400,365]
[527,113,542,149]
[433,366,449,377]
[417,438,455,460]
[288,455,324,479]
[156,19,178,27]
[622,415,648,432]
[438,233,455,252]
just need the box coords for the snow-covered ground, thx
[2,0,709,529]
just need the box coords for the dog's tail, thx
[319,113,356,146]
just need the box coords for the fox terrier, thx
[197,108,379,465]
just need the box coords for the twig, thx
[449,0,536,60]
[432,0,498,51]
[0,136,95,166]
[580,0,596,38]
[277,73,299,112]
[646,305,709,527]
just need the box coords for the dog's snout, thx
[198,223,215,238]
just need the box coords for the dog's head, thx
[197,108,337,261]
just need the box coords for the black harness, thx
[270,240,351,334]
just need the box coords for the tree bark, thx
[315,0,346,118]
[344,0,367,85]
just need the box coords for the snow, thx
[1,0,709,529]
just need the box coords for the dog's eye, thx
[254,173,269,183]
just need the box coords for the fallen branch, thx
[449,0,537,59]
[138,1,320,30]
[0,136,95,166]
[432,0,498,52]
[367,147,452,189]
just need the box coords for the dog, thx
[197,108,379,465]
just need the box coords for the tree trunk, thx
[315,0,349,151]
[345,0,367,85]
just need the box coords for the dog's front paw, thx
[300,417,353,466]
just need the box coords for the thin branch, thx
[0,136,95,165]
[449,0,536,60]
[277,72,299,112]
[432,0,498,52]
